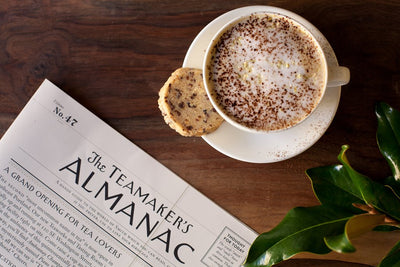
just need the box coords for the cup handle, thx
[327,66,350,87]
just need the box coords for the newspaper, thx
[0,80,257,267]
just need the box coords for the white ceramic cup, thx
[203,10,350,134]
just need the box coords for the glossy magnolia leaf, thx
[325,213,386,253]
[307,145,400,220]
[336,145,400,221]
[379,240,400,267]
[243,206,354,267]
[306,164,365,213]
[375,102,400,181]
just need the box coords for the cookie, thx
[158,68,224,137]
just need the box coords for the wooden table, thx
[1,1,400,266]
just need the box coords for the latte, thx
[205,12,327,132]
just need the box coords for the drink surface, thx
[206,12,326,132]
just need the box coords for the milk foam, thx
[207,13,326,132]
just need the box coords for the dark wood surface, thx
[2,1,400,266]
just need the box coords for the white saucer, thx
[183,6,342,163]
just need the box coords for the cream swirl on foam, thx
[206,12,327,132]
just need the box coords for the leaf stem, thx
[352,203,400,226]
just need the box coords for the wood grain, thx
[1,0,400,265]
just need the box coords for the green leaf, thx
[378,240,400,267]
[325,213,386,253]
[376,102,400,181]
[322,145,400,221]
[307,145,400,220]
[243,206,354,267]
[306,164,365,213]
